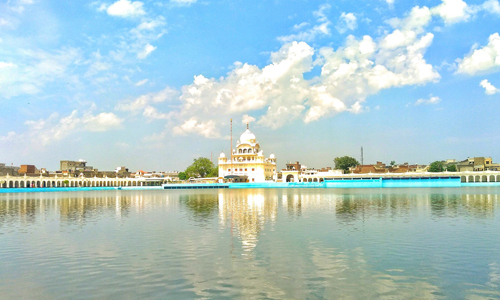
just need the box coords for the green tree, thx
[390,161,396,166]
[446,164,457,172]
[207,166,219,178]
[334,156,360,174]
[429,161,444,172]
[178,172,187,180]
[185,157,217,178]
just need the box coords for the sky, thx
[1,0,500,172]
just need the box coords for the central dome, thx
[239,129,256,144]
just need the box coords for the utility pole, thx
[361,146,364,166]
[230,119,233,175]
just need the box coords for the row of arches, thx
[461,175,500,182]
[238,148,255,154]
[0,179,160,189]
[285,175,325,183]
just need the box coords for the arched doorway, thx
[286,175,294,182]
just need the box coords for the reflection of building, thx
[218,125,277,182]
[218,190,278,254]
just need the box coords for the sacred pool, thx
[1,187,499,299]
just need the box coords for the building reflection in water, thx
[218,189,278,256]
[0,191,176,228]
[0,189,498,234]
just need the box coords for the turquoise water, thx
[1,188,499,299]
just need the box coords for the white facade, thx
[219,127,277,182]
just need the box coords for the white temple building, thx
[218,126,277,182]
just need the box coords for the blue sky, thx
[1,0,499,171]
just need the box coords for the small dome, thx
[269,153,275,159]
[239,129,256,144]
[219,152,226,158]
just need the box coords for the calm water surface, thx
[1,188,500,299]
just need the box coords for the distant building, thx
[19,165,37,175]
[281,161,342,182]
[0,163,20,176]
[454,157,500,172]
[218,126,277,182]
[60,160,93,172]
[351,162,428,174]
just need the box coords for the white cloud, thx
[0,131,18,142]
[136,17,166,31]
[106,0,145,18]
[480,79,500,94]
[411,96,441,106]
[137,43,156,59]
[135,78,149,86]
[172,118,221,138]
[0,62,17,69]
[143,106,170,119]
[456,33,500,75]
[0,47,81,98]
[428,0,500,25]
[293,22,309,31]
[14,110,123,146]
[481,0,500,14]
[431,0,472,24]
[278,4,331,43]
[242,114,256,125]
[386,0,395,7]
[170,0,197,5]
[115,86,178,111]
[166,23,439,138]
[336,12,357,34]
[83,112,123,132]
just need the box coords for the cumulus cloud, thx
[480,79,500,94]
[83,112,123,131]
[457,33,500,75]
[164,21,439,138]
[13,110,123,146]
[429,0,500,25]
[172,118,221,138]
[481,0,500,14]
[242,114,256,125]
[105,0,145,18]
[278,4,331,43]
[336,12,357,34]
[137,43,156,59]
[431,0,472,24]
[115,86,178,111]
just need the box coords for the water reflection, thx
[179,193,218,225]
[0,188,499,299]
[0,191,176,229]
[218,189,278,256]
